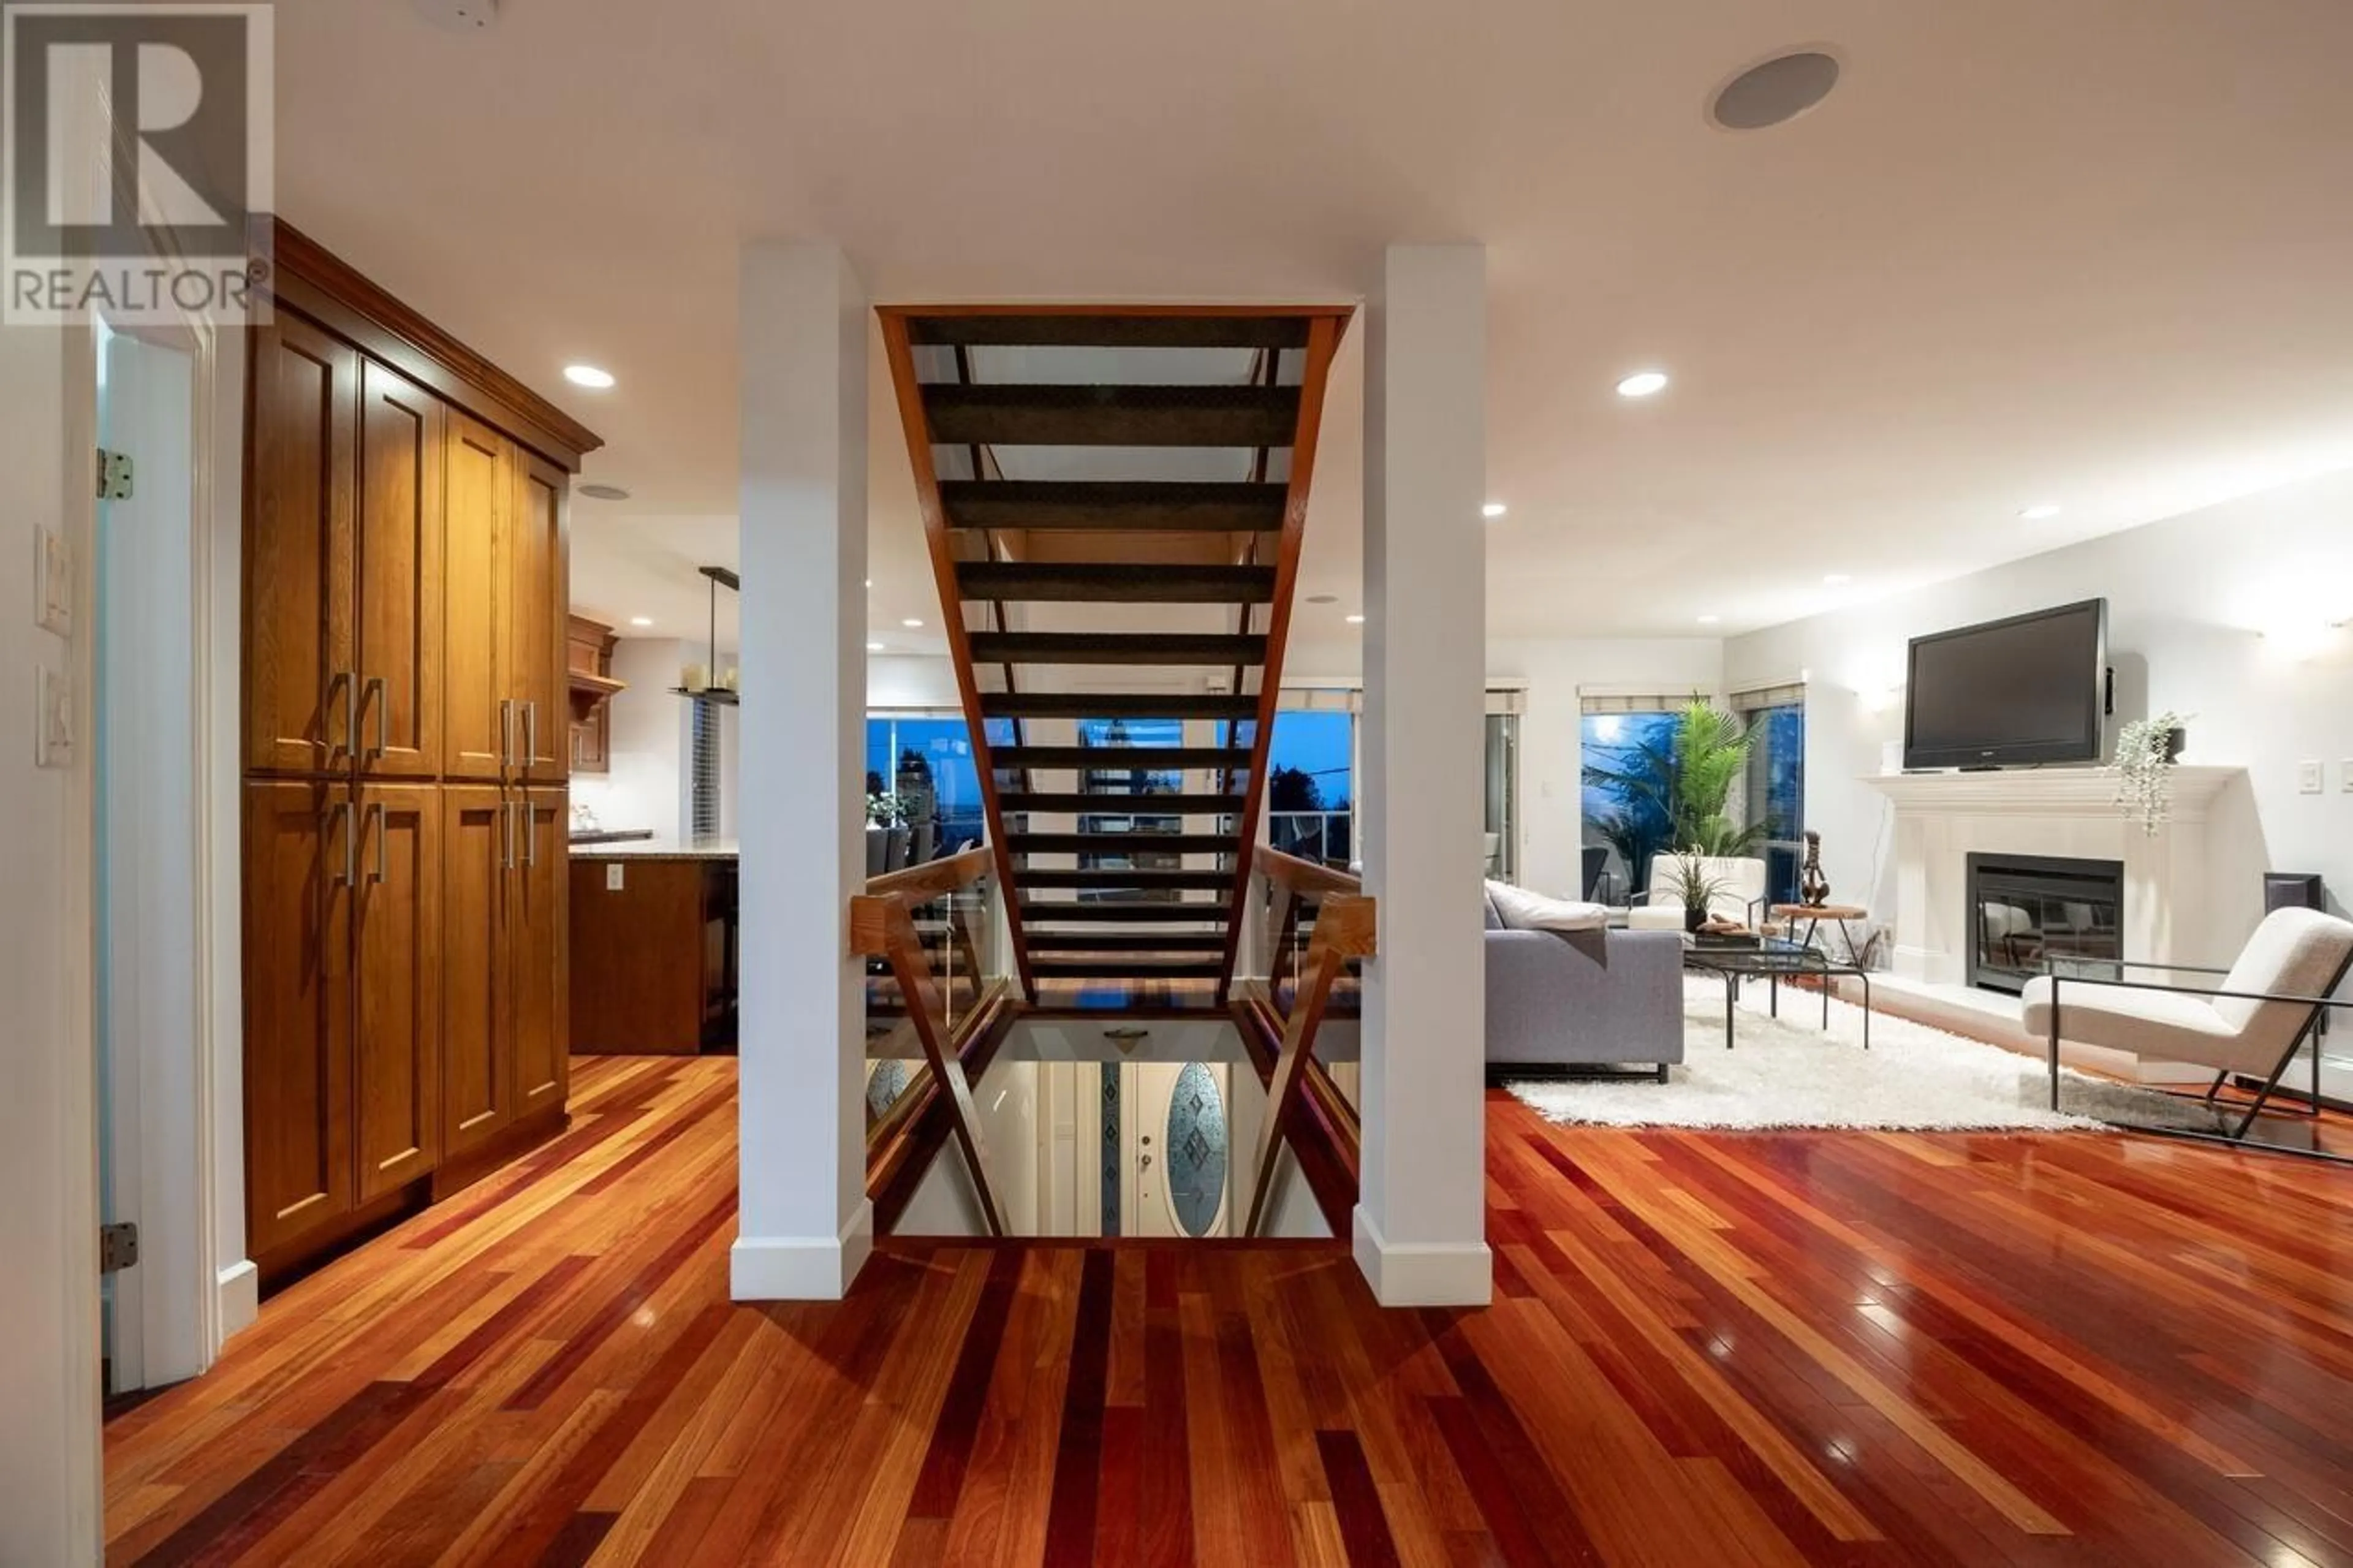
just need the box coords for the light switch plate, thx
[2341,759,2353,793]
[34,525,71,637]
[605,863,626,892]
[2297,759,2324,795]
[35,664,72,768]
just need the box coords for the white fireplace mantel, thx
[1861,765,2243,821]
[1860,765,2251,987]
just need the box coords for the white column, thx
[1357,244,1493,1307]
[732,242,871,1300]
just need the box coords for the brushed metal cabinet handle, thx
[332,798,356,887]
[500,798,514,871]
[366,675,388,760]
[525,700,538,770]
[369,801,387,885]
[522,800,537,869]
[499,697,513,768]
[341,671,357,760]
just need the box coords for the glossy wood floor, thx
[107,1057,2353,1566]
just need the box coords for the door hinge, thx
[96,447,134,500]
[99,1221,140,1274]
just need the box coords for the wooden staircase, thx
[879,306,1351,1004]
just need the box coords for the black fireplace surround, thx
[1966,852,2125,994]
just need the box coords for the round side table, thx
[1770,903,1870,964]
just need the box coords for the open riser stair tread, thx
[923,384,1301,448]
[999,792,1242,815]
[941,480,1287,533]
[906,314,1319,349]
[979,691,1257,720]
[1010,832,1235,855]
[993,746,1251,771]
[956,562,1276,604]
[967,632,1268,667]
[1028,958,1224,978]
[1013,868,1234,891]
[1015,931,1227,952]
[1019,900,1229,922]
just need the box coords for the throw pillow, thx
[1484,879,1607,933]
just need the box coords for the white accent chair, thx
[2021,906,2353,1137]
[1624,855,1767,931]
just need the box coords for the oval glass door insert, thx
[1164,1062,1228,1237]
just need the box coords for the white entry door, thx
[1124,1062,1232,1238]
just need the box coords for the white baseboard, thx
[215,1259,258,1341]
[1351,1206,1491,1308]
[729,1201,875,1301]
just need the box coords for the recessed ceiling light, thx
[1697,614,1722,625]
[2020,502,2063,520]
[901,618,923,628]
[1710,50,1841,132]
[866,642,886,653]
[577,483,631,501]
[1822,574,1852,586]
[1345,614,1365,625]
[629,615,653,627]
[1616,370,1670,399]
[563,364,615,390]
[1482,502,1507,519]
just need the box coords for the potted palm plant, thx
[1584,697,1764,891]
[1664,850,1732,933]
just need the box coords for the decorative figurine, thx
[1798,830,1831,908]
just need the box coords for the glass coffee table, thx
[1682,936,1871,1050]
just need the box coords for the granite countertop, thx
[568,828,656,846]
[569,836,740,861]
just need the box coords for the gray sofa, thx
[1484,907,1684,1080]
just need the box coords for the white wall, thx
[1725,467,2353,946]
[1,320,102,1563]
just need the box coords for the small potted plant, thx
[865,791,907,876]
[1665,850,1732,933]
[2113,711,2189,837]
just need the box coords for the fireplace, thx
[1966,852,2124,994]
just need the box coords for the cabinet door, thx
[511,788,571,1119]
[244,314,358,775]
[354,361,444,779]
[441,786,513,1155]
[442,412,510,781]
[510,452,569,782]
[570,704,608,773]
[352,784,442,1200]
[243,781,354,1257]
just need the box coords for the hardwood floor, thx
[106,1056,2353,1566]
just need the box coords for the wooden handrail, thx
[863,845,993,904]
[852,876,1007,1236]
[1243,891,1374,1236]
[1256,845,1362,900]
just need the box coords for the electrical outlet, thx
[605,863,626,892]
[34,664,71,768]
[2297,759,2324,795]
[2341,759,2353,793]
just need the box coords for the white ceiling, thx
[275,0,2353,642]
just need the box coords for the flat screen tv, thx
[1903,599,2107,770]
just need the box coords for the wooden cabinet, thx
[240,224,600,1283]
[513,790,571,1117]
[352,785,441,1199]
[241,781,354,1259]
[354,362,445,779]
[244,316,358,776]
[566,615,620,775]
[440,786,513,1156]
[441,413,509,781]
[511,452,569,782]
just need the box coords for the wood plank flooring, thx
[106,1056,2353,1566]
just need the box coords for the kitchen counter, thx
[569,837,740,862]
[568,828,655,846]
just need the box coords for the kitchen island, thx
[569,838,739,1054]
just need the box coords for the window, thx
[1267,709,1352,865]
[865,712,983,859]
[1579,707,1680,901]
[1733,685,1807,906]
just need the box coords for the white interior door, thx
[94,321,203,1393]
[1126,1062,1232,1238]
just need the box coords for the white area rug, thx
[1505,979,2203,1132]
